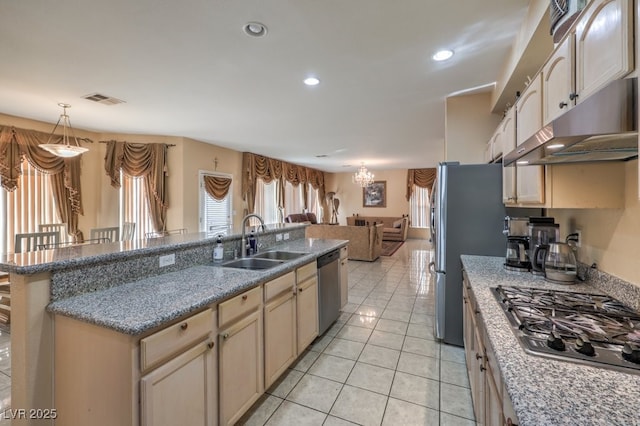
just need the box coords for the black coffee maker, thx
[503,217,531,271]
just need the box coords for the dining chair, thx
[14,231,60,253]
[121,222,136,241]
[37,237,111,250]
[145,228,187,239]
[38,223,66,240]
[90,227,119,243]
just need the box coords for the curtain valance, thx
[203,175,232,201]
[0,125,84,240]
[241,152,325,214]
[104,140,169,232]
[406,168,437,200]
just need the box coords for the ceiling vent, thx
[82,93,126,106]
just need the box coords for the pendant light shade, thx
[39,103,90,158]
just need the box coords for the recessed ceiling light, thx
[304,77,320,86]
[243,22,267,37]
[547,143,565,149]
[316,154,328,158]
[433,49,454,61]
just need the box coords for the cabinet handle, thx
[516,148,525,154]
[475,353,483,360]
[207,341,215,349]
[222,333,229,340]
[180,323,188,331]
[480,365,487,372]
[242,294,248,301]
[559,101,568,108]
[474,309,480,315]
[298,287,303,293]
[569,92,579,101]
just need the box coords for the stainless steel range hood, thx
[503,77,637,166]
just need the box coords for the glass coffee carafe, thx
[534,242,578,283]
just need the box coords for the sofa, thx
[346,215,409,242]
[285,213,318,224]
[305,223,383,262]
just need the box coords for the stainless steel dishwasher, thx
[317,249,341,335]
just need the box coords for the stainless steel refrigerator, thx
[430,162,506,346]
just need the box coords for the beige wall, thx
[445,92,501,164]
[324,169,410,225]
[549,160,640,285]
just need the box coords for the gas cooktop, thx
[493,285,640,374]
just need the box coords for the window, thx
[199,171,233,235]
[0,159,60,253]
[120,173,154,240]
[283,181,304,217]
[307,185,322,219]
[410,186,430,228]
[254,178,279,225]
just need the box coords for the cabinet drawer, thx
[140,308,213,372]
[219,286,262,329]
[264,272,295,302]
[297,261,317,283]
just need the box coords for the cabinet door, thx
[340,258,348,309]
[141,339,216,426]
[471,324,485,424]
[296,276,319,353]
[516,74,542,146]
[501,108,517,204]
[264,291,297,389]
[484,371,502,426]
[219,311,263,426]
[516,165,545,204]
[542,35,574,125]
[575,0,633,102]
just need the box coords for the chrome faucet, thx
[241,214,265,257]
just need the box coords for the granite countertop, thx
[48,238,347,336]
[0,223,307,274]
[461,255,640,426]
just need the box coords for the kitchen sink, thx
[252,250,308,261]
[221,257,284,270]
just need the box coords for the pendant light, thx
[39,103,90,158]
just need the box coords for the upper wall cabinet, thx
[501,108,517,203]
[516,73,543,146]
[542,36,574,125]
[574,0,634,102]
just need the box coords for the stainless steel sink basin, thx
[252,250,308,261]
[221,257,284,270]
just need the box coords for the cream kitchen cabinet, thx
[514,74,545,205]
[54,308,217,426]
[218,286,263,426]
[263,261,319,390]
[501,107,517,204]
[339,246,348,309]
[296,261,319,351]
[463,274,518,426]
[263,271,297,388]
[575,0,634,103]
[542,35,574,125]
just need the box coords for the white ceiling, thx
[0,0,530,173]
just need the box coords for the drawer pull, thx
[298,288,303,293]
[480,365,487,372]
[222,333,229,340]
[207,341,215,349]
[558,101,568,108]
[180,323,188,331]
[242,294,248,301]
[475,353,482,360]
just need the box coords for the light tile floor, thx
[239,239,476,426]
[0,326,10,425]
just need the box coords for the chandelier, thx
[39,103,91,158]
[353,163,374,187]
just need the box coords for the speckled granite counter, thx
[48,238,347,335]
[461,255,640,426]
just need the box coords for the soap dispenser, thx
[213,235,224,263]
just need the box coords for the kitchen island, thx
[0,223,347,425]
[461,255,640,426]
